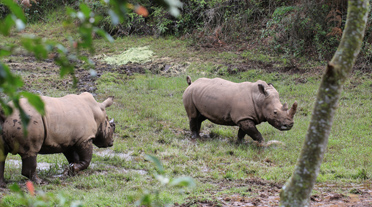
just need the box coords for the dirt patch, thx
[5,54,191,96]
[177,178,372,207]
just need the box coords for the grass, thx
[1,12,372,206]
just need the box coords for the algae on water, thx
[104,46,154,65]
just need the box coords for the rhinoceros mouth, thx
[279,123,293,131]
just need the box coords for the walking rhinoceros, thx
[0,92,115,186]
[182,76,297,143]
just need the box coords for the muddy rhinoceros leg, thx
[68,139,93,175]
[189,114,206,139]
[63,149,80,164]
[21,156,43,184]
[0,153,8,187]
[237,120,264,143]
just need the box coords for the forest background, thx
[0,0,372,206]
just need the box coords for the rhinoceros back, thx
[39,93,100,153]
[183,78,264,125]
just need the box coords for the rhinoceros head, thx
[258,84,297,131]
[93,96,115,148]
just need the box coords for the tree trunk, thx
[279,0,369,206]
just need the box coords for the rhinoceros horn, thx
[288,101,298,119]
[109,118,114,124]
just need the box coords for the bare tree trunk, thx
[279,0,369,206]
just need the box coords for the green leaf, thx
[1,0,26,22]
[169,177,196,188]
[13,98,30,137]
[0,15,15,36]
[79,3,91,18]
[9,183,22,193]
[145,154,164,174]
[94,28,114,42]
[20,92,45,115]
[0,49,12,57]
[136,193,152,206]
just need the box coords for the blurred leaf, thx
[145,154,164,174]
[135,5,148,17]
[0,15,15,36]
[155,174,170,185]
[13,98,30,136]
[79,3,91,18]
[108,9,120,25]
[20,92,45,115]
[9,183,22,193]
[0,49,12,57]
[15,18,25,31]
[136,193,152,206]
[21,37,48,60]
[95,28,114,42]
[0,99,13,116]
[154,0,183,17]
[169,177,196,188]
[1,0,26,22]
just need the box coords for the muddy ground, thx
[4,53,372,206]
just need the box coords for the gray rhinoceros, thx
[0,92,115,186]
[182,76,297,143]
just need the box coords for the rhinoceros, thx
[0,92,115,186]
[182,76,297,143]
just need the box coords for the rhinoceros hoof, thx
[63,164,77,176]
[32,176,47,185]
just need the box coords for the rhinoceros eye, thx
[274,110,277,115]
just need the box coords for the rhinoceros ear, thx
[258,84,268,96]
[100,96,114,110]
[282,103,288,110]
[289,101,298,118]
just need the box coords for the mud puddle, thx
[6,159,61,172]
[94,149,133,161]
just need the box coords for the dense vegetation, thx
[1,0,372,206]
[5,0,372,66]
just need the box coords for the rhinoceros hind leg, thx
[68,139,93,175]
[21,156,44,184]
[0,153,8,187]
[189,115,206,139]
[238,120,264,143]
[237,128,246,143]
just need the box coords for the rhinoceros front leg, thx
[67,139,93,175]
[21,156,44,184]
[237,120,264,143]
[63,149,80,164]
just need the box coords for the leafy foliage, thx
[136,155,195,207]
[1,182,82,207]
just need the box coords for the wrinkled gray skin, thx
[183,76,297,142]
[0,92,115,186]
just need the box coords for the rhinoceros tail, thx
[100,96,114,110]
[186,76,192,85]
